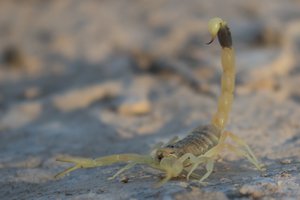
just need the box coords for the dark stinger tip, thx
[206,37,215,45]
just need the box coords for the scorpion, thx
[55,17,264,187]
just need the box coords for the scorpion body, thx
[55,17,263,186]
[158,125,221,159]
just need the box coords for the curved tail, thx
[207,17,236,130]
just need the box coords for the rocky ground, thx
[1,0,300,199]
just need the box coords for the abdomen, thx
[166,125,221,157]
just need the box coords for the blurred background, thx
[1,0,300,108]
[1,0,300,199]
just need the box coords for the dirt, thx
[1,0,300,199]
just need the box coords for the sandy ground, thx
[1,0,300,199]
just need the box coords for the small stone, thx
[220,177,232,183]
[280,171,291,178]
[24,87,41,99]
[178,181,189,188]
[280,159,292,164]
[0,102,42,129]
[118,99,151,115]
[239,185,263,198]
[261,171,271,177]
[53,82,121,112]
[120,176,129,183]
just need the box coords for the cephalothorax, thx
[55,17,264,186]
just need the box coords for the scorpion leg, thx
[55,154,154,179]
[177,153,201,180]
[178,153,215,182]
[108,162,137,180]
[224,143,262,170]
[210,142,260,169]
[203,132,263,171]
[198,158,215,185]
[165,136,180,146]
[155,174,173,188]
[184,156,207,180]
[150,136,180,157]
[180,153,216,184]
[182,154,214,184]
[55,165,81,179]
[151,142,164,150]
[223,131,263,170]
[152,136,179,150]
[55,157,100,179]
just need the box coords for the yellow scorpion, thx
[55,17,264,186]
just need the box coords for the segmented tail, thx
[208,18,235,130]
